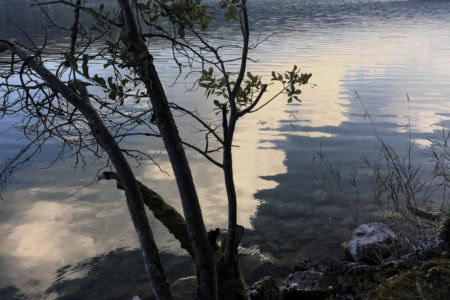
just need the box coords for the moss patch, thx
[370,259,450,299]
[217,256,250,300]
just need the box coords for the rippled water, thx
[1,0,450,298]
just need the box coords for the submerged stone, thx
[170,276,197,300]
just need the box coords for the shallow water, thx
[1,0,450,298]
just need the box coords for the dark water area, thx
[1,0,450,298]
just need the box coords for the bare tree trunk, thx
[117,1,218,299]
[223,140,239,264]
[69,0,81,56]
[223,0,250,265]
[0,41,174,300]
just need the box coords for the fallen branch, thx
[407,204,442,222]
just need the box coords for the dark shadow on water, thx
[44,248,195,300]
[243,117,443,265]
[0,286,27,300]
[33,245,290,299]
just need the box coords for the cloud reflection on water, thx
[1,0,450,298]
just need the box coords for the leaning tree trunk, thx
[117,1,218,299]
[103,172,250,299]
[0,41,174,300]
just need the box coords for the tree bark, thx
[223,142,239,264]
[116,1,218,299]
[100,171,194,258]
[0,40,174,300]
[223,0,250,264]
[102,172,249,299]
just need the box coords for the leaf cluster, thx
[271,65,312,103]
[199,68,265,110]
[220,0,245,21]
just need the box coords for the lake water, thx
[1,0,450,299]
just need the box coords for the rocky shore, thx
[247,219,450,300]
[132,219,450,300]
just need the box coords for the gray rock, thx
[440,218,450,243]
[238,245,275,264]
[294,258,313,271]
[345,222,397,264]
[280,270,329,300]
[342,262,374,275]
[335,275,351,294]
[335,294,355,300]
[247,276,281,300]
[170,276,197,300]
[416,236,447,259]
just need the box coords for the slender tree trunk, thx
[117,1,218,299]
[69,0,81,56]
[222,0,250,262]
[0,41,174,300]
[223,141,239,264]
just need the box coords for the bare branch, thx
[237,83,267,118]
[169,102,223,144]
[0,40,173,300]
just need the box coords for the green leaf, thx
[84,8,101,23]
[107,76,114,88]
[92,75,106,88]
[109,89,117,101]
[224,6,237,21]
[82,55,89,77]
[178,26,185,39]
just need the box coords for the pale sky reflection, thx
[140,107,289,228]
[256,27,450,137]
[0,171,140,291]
[7,201,96,262]
[1,9,450,298]
[136,47,357,228]
[0,200,95,290]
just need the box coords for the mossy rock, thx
[247,276,281,300]
[170,276,197,300]
[342,264,403,298]
[371,259,450,299]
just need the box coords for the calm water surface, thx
[1,0,450,298]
